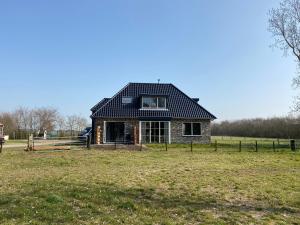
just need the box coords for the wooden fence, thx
[146,139,300,152]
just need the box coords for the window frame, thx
[157,97,166,108]
[140,121,171,144]
[182,122,202,136]
[141,96,167,109]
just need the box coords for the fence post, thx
[255,141,258,152]
[114,141,117,150]
[290,140,296,151]
[27,135,30,151]
[190,141,193,152]
[215,140,217,151]
[32,135,34,151]
[239,141,242,152]
[140,140,142,151]
[89,134,92,149]
[87,135,91,149]
[165,142,168,151]
[273,141,275,152]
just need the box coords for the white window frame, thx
[168,121,171,144]
[182,122,202,136]
[139,121,171,144]
[141,96,167,109]
[103,121,106,143]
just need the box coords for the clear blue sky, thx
[0,0,297,121]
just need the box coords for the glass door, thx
[141,121,169,144]
[105,122,125,143]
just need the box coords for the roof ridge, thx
[129,82,172,85]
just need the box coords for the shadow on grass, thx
[0,181,299,224]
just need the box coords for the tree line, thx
[212,116,300,139]
[0,107,89,139]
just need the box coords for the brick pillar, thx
[134,126,137,144]
[99,126,103,144]
[135,125,139,144]
[96,126,101,144]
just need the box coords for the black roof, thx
[90,98,110,112]
[91,83,216,120]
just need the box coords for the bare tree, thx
[13,107,32,138]
[0,112,17,136]
[66,115,88,136]
[28,109,39,134]
[34,107,58,134]
[11,107,59,137]
[269,0,300,60]
[75,116,88,132]
[269,0,300,111]
[0,107,88,138]
[14,107,30,131]
[56,115,66,136]
[66,115,77,136]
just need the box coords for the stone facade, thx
[170,119,211,144]
[93,118,211,144]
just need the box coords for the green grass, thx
[0,147,299,224]
[212,136,290,142]
[4,139,27,145]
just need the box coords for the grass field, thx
[211,136,297,151]
[0,147,299,224]
[4,140,27,145]
[212,136,290,141]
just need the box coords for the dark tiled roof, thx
[91,83,216,120]
[90,98,110,112]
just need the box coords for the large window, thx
[141,121,169,143]
[183,123,201,136]
[142,97,166,109]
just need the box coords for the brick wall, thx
[170,119,211,144]
[93,118,211,144]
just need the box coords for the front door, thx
[105,122,125,143]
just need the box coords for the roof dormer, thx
[140,95,167,110]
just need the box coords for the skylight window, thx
[122,97,133,104]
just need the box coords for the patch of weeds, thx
[117,200,137,211]
[45,194,64,204]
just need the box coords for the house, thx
[90,83,216,144]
